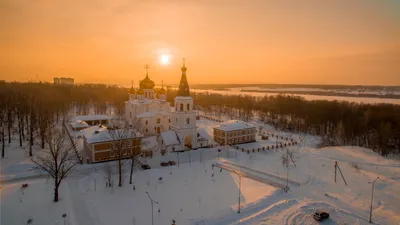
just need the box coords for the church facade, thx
[125,61,206,152]
[124,65,171,136]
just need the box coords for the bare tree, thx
[108,127,136,187]
[31,127,78,202]
[1,110,5,158]
[128,120,144,185]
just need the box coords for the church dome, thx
[181,65,187,72]
[136,89,144,95]
[139,75,155,89]
[159,87,166,95]
[128,87,136,94]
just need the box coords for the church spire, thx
[177,58,190,96]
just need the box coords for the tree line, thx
[0,82,128,157]
[2,82,399,159]
[171,90,400,157]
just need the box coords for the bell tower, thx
[171,59,197,150]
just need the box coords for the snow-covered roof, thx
[72,115,110,122]
[160,130,181,146]
[175,96,193,100]
[136,111,170,118]
[214,120,256,131]
[197,128,212,140]
[142,136,158,150]
[81,125,141,144]
[70,120,89,129]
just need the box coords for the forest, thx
[1,82,399,158]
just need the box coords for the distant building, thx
[81,125,142,163]
[213,120,256,145]
[54,77,74,85]
[0,80,6,84]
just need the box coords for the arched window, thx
[180,103,183,111]
[186,118,190,124]
[157,118,161,124]
[187,103,190,111]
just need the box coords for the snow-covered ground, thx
[2,122,400,225]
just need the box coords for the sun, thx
[160,54,170,65]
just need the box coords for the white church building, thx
[124,61,208,152]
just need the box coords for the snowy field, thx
[2,124,400,224]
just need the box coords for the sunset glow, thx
[1,0,399,85]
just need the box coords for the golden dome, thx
[139,75,155,89]
[136,89,144,95]
[128,87,136,94]
[159,87,166,94]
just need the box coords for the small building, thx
[82,125,142,163]
[158,130,181,154]
[54,77,74,85]
[72,115,110,126]
[213,120,256,145]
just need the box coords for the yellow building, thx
[213,120,256,145]
[82,125,142,163]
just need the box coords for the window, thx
[169,118,171,123]
[187,103,190,111]
[180,103,183,111]
[145,120,148,125]
[130,112,132,118]
[186,118,190,124]
[157,118,161,124]
[145,129,148,132]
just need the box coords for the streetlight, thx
[146,191,159,225]
[177,152,180,167]
[62,214,67,225]
[232,170,241,213]
[368,177,379,223]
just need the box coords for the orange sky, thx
[1,0,399,85]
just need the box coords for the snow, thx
[175,96,193,100]
[70,120,89,129]
[160,130,181,146]
[2,120,400,225]
[215,120,256,131]
[72,115,110,122]
[81,125,141,144]
[142,136,159,150]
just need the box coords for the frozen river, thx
[191,88,400,105]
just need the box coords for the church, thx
[124,60,208,152]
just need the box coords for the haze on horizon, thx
[1,0,399,86]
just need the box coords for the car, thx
[141,164,151,170]
[160,162,169,167]
[168,160,176,166]
[313,211,329,221]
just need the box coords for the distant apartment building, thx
[213,120,256,145]
[54,77,74,85]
